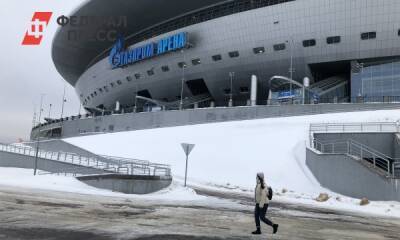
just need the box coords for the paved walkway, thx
[0,185,399,240]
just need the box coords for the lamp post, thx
[134,83,138,113]
[286,39,295,95]
[48,104,52,119]
[180,49,186,110]
[34,94,45,176]
[60,85,67,120]
[359,63,364,97]
[229,72,235,107]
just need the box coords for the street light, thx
[286,39,295,95]
[60,85,67,120]
[359,63,365,97]
[48,104,52,119]
[34,94,45,176]
[134,83,138,113]
[229,72,235,107]
[180,49,186,110]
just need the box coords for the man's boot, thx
[252,227,261,235]
[273,224,279,234]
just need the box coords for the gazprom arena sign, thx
[109,32,188,68]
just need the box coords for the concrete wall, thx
[77,174,172,194]
[314,133,395,158]
[32,103,400,140]
[306,148,400,201]
[0,151,107,175]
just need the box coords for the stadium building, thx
[52,0,400,112]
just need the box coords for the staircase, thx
[311,139,398,178]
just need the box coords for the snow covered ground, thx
[66,110,399,192]
[0,167,205,202]
[64,110,400,217]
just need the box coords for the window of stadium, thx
[229,51,240,58]
[398,29,400,36]
[134,73,141,79]
[98,88,103,93]
[192,58,201,65]
[212,54,222,61]
[253,47,265,54]
[361,31,376,40]
[117,80,122,85]
[240,87,249,93]
[327,36,341,44]
[126,76,133,82]
[303,39,316,47]
[273,43,286,51]
[178,62,187,68]
[110,82,115,88]
[161,66,170,72]
[147,69,155,76]
[224,89,231,95]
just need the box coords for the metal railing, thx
[310,122,399,134]
[311,139,399,178]
[309,122,400,144]
[32,96,400,130]
[0,143,171,177]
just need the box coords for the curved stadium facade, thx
[52,0,400,112]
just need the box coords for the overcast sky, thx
[0,0,85,143]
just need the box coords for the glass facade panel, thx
[351,60,400,101]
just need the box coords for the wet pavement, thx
[0,185,399,240]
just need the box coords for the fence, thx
[32,96,400,131]
[0,143,171,177]
[309,122,400,144]
[311,139,399,178]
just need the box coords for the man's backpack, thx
[268,187,273,200]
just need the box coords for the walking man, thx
[252,172,279,235]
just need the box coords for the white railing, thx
[0,143,171,177]
[309,122,400,144]
[310,122,399,134]
[311,139,399,178]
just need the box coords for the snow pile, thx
[66,109,400,196]
[0,168,204,202]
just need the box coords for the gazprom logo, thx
[109,32,188,68]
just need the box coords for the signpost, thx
[181,143,195,187]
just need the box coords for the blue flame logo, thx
[109,35,124,68]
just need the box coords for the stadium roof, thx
[52,0,227,86]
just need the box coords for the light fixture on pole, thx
[359,63,364,97]
[34,94,45,176]
[180,49,186,110]
[48,104,52,119]
[286,39,295,95]
[60,85,67,120]
[134,83,138,113]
